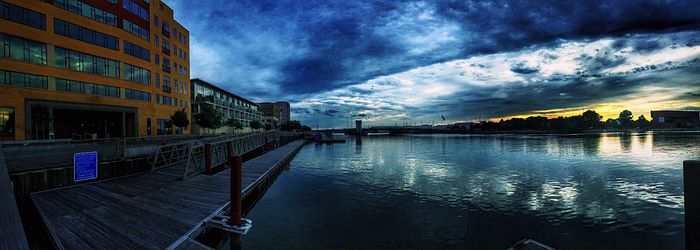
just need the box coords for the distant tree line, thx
[474,110,651,132]
[194,105,311,133]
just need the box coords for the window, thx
[123,19,149,41]
[0,1,46,30]
[160,96,174,105]
[54,18,119,50]
[162,57,170,72]
[55,78,120,97]
[184,68,188,77]
[154,53,159,65]
[155,73,160,87]
[123,63,151,85]
[53,0,117,26]
[157,119,171,135]
[0,33,47,65]
[125,88,151,102]
[0,70,48,89]
[123,40,150,62]
[122,0,149,21]
[147,118,152,135]
[162,76,171,92]
[153,15,158,27]
[55,47,119,77]
[154,34,159,46]
[162,39,169,55]
[162,21,170,37]
[0,106,14,137]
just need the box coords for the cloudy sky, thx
[169,0,700,128]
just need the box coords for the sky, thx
[169,0,700,128]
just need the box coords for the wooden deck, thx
[31,140,306,250]
[0,151,29,250]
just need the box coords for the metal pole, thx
[205,143,212,175]
[685,160,700,250]
[229,153,243,249]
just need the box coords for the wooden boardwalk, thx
[32,140,306,249]
[0,151,29,249]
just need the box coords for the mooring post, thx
[205,143,212,175]
[229,153,243,248]
[685,160,700,250]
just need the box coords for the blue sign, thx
[74,151,98,182]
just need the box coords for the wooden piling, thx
[229,152,243,248]
[685,160,700,250]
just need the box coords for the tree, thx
[636,115,651,129]
[618,110,634,128]
[234,120,243,132]
[582,110,602,129]
[194,105,223,132]
[170,110,189,133]
[250,120,261,131]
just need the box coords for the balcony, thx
[162,47,170,55]
[162,85,171,93]
[162,65,171,73]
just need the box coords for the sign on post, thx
[74,151,98,182]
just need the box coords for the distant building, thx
[651,110,700,129]
[190,79,261,134]
[278,101,291,124]
[259,101,290,126]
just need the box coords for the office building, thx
[259,101,290,126]
[0,0,190,140]
[190,78,261,133]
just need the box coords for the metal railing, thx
[147,131,281,179]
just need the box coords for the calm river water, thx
[244,132,698,249]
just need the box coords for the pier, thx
[29,134,306,249]
[0,151,29,250]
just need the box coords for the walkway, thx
[32,140,306,249]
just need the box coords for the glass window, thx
[55,47,119,78]
[0,106,15,138]
[54,18,119,50]
[1,1,46,30]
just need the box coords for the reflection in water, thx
[246,132,699,249]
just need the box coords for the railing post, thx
[205,143,212,175]
[685,160,700,250]
[226,141,234,167]
[229,153,243,248]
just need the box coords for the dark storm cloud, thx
[173,0,700,98]
[169,1,700,127]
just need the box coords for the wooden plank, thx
[33,140,306,250]
[0,150,29,250]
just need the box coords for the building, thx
[651,110,700,129]
[259,101,290,126]
[190,79,261,134]
[0,0,190,140]
[258,102,280,127]
[277,101,290,124]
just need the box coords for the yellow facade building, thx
[0,0,190,140]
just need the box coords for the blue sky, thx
[169,0,700,128]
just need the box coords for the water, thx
[243,132,698,249]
